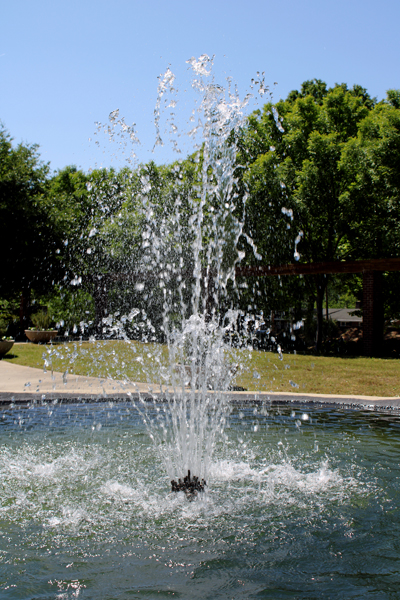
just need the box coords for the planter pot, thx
[0,340,14,357]
[25,330,57,344]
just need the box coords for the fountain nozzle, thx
[171,470,207,500]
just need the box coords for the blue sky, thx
[1,0,399,173]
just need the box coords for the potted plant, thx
[25,310,58,344]
[0,316,14,357]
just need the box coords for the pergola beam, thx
[235,258,400,278]
[92,259,398,356]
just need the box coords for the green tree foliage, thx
[0,126,61,300]
[340,93,400,258]
[48,165,135,332]
[124,157,205,333]
[238,81,378,349]
[3,82,399,347]
[45,286,95,335]
[48,165,131,280]
[340,90,400,320]
[48,159,204,336]
[238,83,400,347]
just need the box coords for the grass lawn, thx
[3,340,400,397]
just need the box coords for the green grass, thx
[236,351,400,397]
[4,340,170,383]
[3,340,400,397]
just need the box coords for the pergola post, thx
[362,270,384,357]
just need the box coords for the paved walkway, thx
[1,359,400,410]
[0,360,151,395]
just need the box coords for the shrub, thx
[31,310,52,330]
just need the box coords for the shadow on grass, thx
[1,353,19,361]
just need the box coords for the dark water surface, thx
[1,402,400,599]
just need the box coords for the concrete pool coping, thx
[1,359,400,412]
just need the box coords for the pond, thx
[1,402,399,599]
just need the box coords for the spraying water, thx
[48,55,270,492]
[126,56,260,490]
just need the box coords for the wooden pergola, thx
[87,258,399,357]
[236,258,400,356]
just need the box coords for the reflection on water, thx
[1,403,400,599]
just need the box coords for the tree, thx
[238,81,377,350]
[340,90,400,321]
[340,92,400,259]
[0,125,63,330]
[47,159,205,338]
[48,165,136,333]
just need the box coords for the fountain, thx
[2,57,400,598]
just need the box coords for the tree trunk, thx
[93,278,108,336]
[203,268,217,322]
[325,276,329,320]
[19,288,30,335]
[315,275,326,352]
